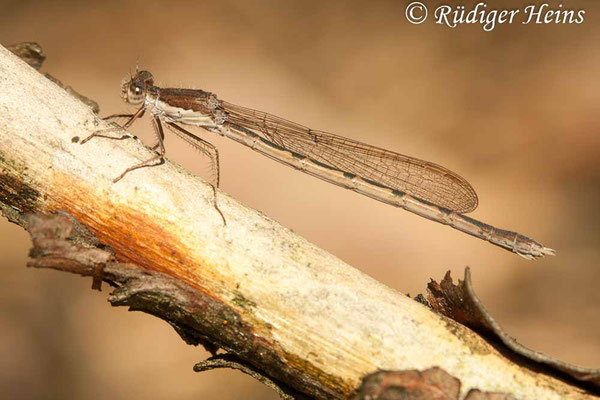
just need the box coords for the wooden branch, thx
[0,44,595,400]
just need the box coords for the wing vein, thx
[222,101,478,213]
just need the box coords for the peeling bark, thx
[426,269,600,393]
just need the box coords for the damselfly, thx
[81,70,554,260]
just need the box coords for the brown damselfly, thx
[81,70,554,260]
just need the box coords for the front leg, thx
[80,106,146,144]
[102,113,136,121]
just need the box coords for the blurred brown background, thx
[1,0,599,398]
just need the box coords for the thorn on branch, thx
[194,353,310,400]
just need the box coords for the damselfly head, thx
[121,70,154,105]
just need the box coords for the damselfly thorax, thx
[144,88,226,130]
[80,70,554,260]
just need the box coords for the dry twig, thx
[0,44,596,399]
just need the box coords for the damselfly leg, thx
[80,106,227,225]
[80,107,145,144]
[165,122,226,225]
[111,115,166,183]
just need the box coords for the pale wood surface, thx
[0,45,594,399]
